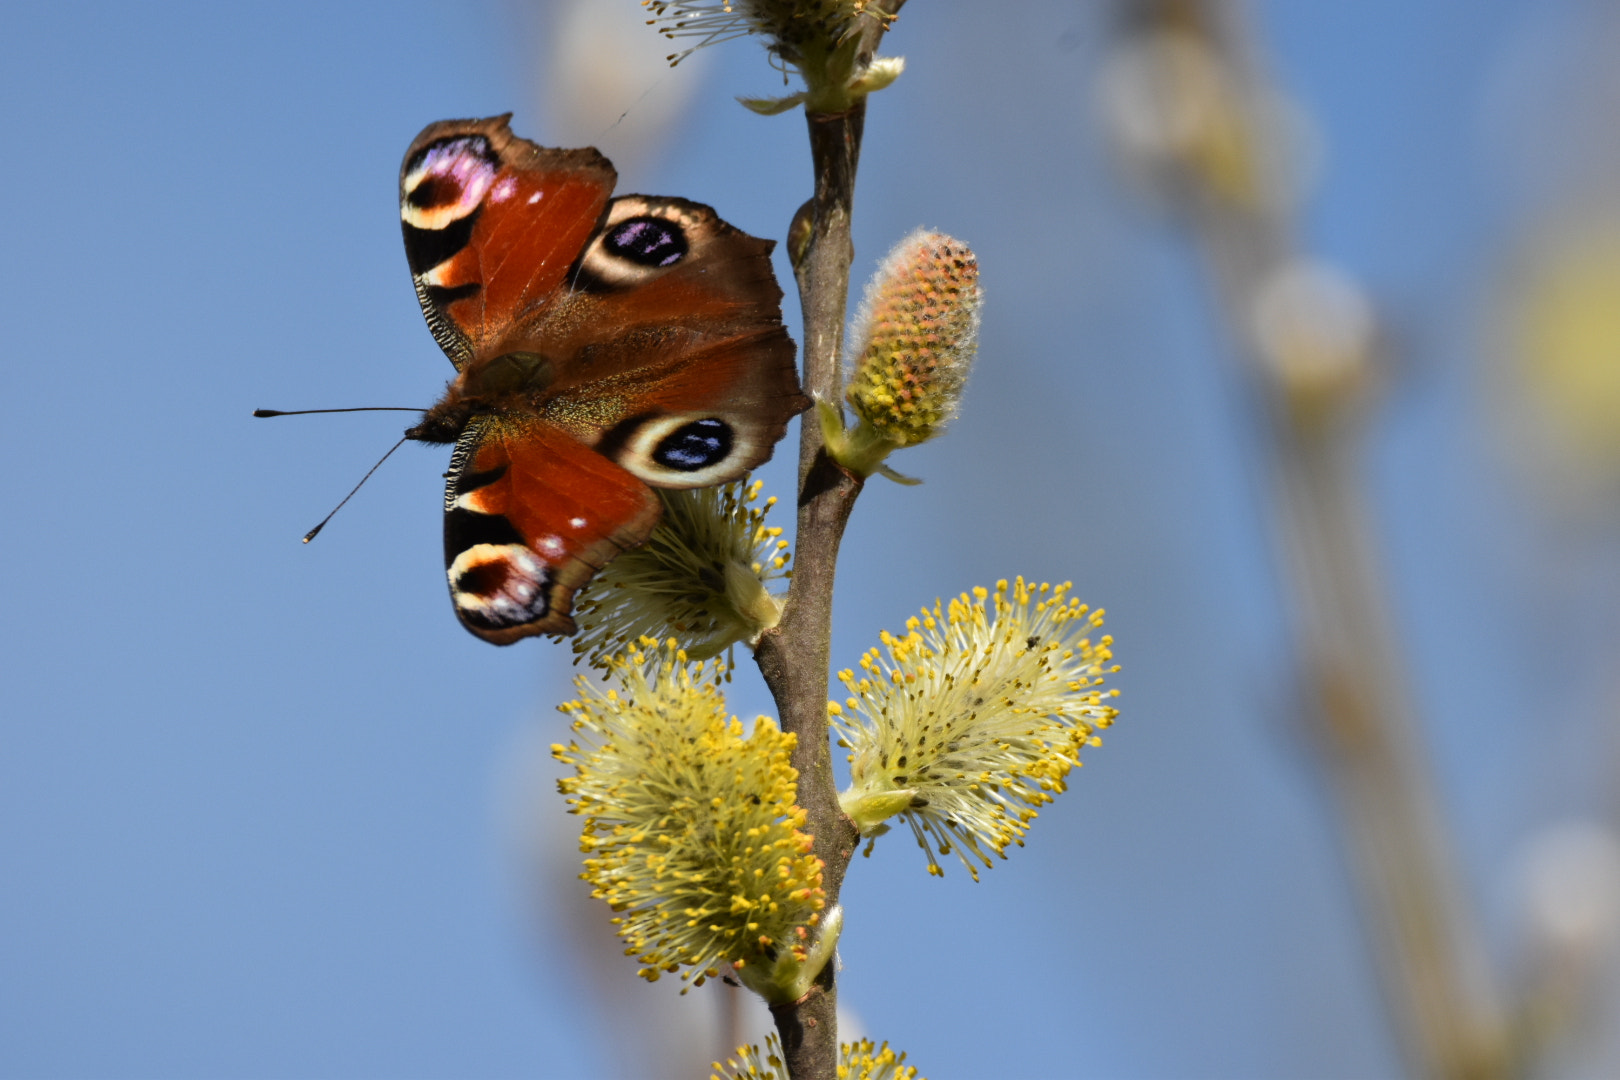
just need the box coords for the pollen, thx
[554,639,825,992]
[569,478,790,670]
[713,1033,923,1080]
[833,579,1119,879]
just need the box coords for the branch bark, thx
[753,4,906,1078]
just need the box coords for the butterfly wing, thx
[400,114,614,370]
[443,418,660,643]
[399,116,806,644]
[521,193,805,490]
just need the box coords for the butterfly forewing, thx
[400,115,612,368]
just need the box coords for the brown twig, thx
[751,4,906,1078]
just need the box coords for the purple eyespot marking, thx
[404,136,498,220]
[605,217,688,268]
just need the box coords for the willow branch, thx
[752,4,906,1078]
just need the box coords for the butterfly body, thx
[398,115,806,644]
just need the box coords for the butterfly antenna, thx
[254,406,422,417]
[301,435,410,543]
[599,68,670,137]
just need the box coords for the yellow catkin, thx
[643,0,873,66]
[568,479,790,669]
[713,1033,923,1080]
[555,640,825,990]
[833,579,1120,879]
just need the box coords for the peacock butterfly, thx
[398,115,807,644]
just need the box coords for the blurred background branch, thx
[1100,1,1513,1075]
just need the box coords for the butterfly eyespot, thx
[407,174,458,210]
[455,558,512,597]
[572,198,708,291]
[604,216,688,268]
[652,418,732,471]
[448,543,554,633]
[610,411,767,489]
[401,136,498,229]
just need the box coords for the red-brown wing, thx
[399,117,807,645]
[535,324,801,489]
[502,194,808,488]
[400,115,614,369]
[442,419,659,644]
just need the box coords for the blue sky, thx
[6,2,1613,1077]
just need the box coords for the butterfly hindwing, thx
[552,327,801,489]
[444,420,660,643]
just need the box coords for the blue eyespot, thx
[605,217,687,268]
[653,418,732,471]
